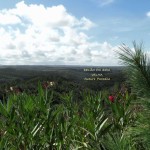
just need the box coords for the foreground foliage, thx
[0,82,135,149]
[117,41,150,150]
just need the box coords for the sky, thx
[0,0,150,66]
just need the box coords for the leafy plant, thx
[107,90,135,132]
[0,84,112,149]
[102,132,136,150]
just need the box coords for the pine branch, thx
[116,41,150,98]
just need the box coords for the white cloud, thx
[0,12,21,25]
[0,1,119,66]
[146,11,150,17]
[79,17,96,30]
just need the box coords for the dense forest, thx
[0,65,126,101]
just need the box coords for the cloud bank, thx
[0,1,119,66]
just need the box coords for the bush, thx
[0,84,113,149]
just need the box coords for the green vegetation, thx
[117,41,150,149]
[0,42,150,149]
[0,83,135,149]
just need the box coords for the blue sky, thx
[0,0,150,65]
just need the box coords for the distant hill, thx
[0,65,126,91]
